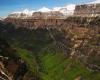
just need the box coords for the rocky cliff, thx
[5,16,100,30]
[74,4,100,17]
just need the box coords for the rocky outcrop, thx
[74,4,100,17]
[0,60,12,80]
[0,38,29,80]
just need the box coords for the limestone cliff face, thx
[4,18,64,29]
[4,17,100,30]
[74,4,100,17]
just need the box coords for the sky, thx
[0,0,96,17]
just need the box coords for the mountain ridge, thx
[7,3,100,19]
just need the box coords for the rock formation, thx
[74,4,100,17]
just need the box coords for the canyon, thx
[0,3,100,80]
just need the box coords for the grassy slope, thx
[38,50,100,80]
[16,44,100,80]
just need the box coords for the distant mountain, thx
[7,4,76,19]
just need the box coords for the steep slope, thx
[0,15,100,80]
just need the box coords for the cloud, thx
[37,7,51,12]
[10,3,77,17]
[89,0,100,4]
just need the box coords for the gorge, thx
[0,3,100,80]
